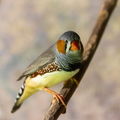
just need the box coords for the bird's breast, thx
[26,69,80,90]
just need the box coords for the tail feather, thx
[11,78,39,113]
[11,82,25,113]
[11,103,22,113]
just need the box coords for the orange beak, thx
[70,40,79,51]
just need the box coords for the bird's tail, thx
[11,79,38,113]
[11,102,22,113]
[11,82,26,113]
[11,77,39,113]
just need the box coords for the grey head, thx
[55,31,84,71]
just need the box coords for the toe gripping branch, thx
[44,88,66,108]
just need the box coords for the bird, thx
[11,31,84,113]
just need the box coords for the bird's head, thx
[55,31,84,71]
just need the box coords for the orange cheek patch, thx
[71,40,79,51]
[56,40,66,54]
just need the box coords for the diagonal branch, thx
[42,0,117,120]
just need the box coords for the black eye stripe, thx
[65,40,68,51]
[65,40,68,43]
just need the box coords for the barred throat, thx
[56,51,83,71]
[56,56,82,71]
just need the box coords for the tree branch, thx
[42,0,117,120]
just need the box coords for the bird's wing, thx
[17,45,55,81]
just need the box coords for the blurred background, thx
[0,0,120,120]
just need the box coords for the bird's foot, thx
[70,78,79,86]
[63,78,79,88]
[44,88,66,108]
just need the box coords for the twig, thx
[42,0,117,120]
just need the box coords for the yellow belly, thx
[26,69,79,90]
[16,69,79,105]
